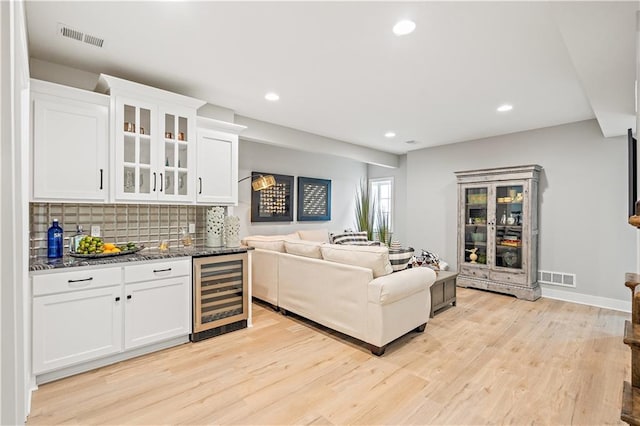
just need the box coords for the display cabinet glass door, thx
[117,99,156,200]
[159,109,191,201]
[464,187,488,265]
[494,184,524,270]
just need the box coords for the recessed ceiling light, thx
[384,131,396,138]
[393,20,416,36]
[497,104,513,112]
[265,92,280,101]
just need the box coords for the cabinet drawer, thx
[124,259,190,283]
[490,270,526,285]
[459,265,489,279]
[33,267,122,296]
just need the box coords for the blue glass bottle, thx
[47,219,63,259]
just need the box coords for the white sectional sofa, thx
[243,232,437,355]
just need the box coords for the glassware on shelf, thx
[125,169,134,191]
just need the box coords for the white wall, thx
[406,119,635,304]
[235,115,399,169]
[2,0,30,423]
[236,139,367,239]
[368,155,408,245]
[30,58,237,122]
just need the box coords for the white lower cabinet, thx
[32,258,191,378]
[124,276,190,350]
[32,285,122,375]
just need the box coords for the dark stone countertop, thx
[29,245,253,272]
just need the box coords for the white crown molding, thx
[196,116,246,135]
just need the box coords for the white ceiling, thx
[25,1,639,155]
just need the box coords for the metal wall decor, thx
[297,177,331,221]
[250,172,294,222]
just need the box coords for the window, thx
[370,177,394,231]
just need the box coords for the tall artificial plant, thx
[376,209,391,247]
[354,179,375,241]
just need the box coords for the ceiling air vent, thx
[58,23,83,41]
[57,23,104,48]
[83,34,104,48]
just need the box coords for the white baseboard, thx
[541,285,631,313]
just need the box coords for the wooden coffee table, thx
[430,270,458,317]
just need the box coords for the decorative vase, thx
[206,206,225,247]
[224,215,241,248]
[465,247,479,264]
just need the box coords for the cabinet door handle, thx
[153,172,156,192]
[99,169,104,190]
[127,295,132,300]
[160,173,163,192]
[115,296,120,302]
[199,177,202,194]
[67,277,93,287]
[153,268,172,273]
[68,277,93,283]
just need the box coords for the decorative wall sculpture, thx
[297,177,331,221]
[251,172,294,222]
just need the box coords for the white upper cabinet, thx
[31,79,109,202]
[96,74,205,204]
[196,117,245,205]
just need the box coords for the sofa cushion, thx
[242,233,300,252]
[330,231,370,245]
[297,229,329,243]
[284,239,324,259]
[320,244,393,278]
[389,247,414,272]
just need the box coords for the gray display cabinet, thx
[455,165,541,301]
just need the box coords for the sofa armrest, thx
[251,248,280,305]
[368,267,437,305]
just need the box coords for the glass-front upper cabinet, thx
[494,184,524,270]
[117,98,157,201]
[455,165,541,301]
[159,107,194,202]
[463,187,488,266]
[97,73,204,204]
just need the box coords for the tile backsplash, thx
[30,203,213,258]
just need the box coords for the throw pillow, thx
[297,228,330,243]
[330,231,369,245]
[388,247,414,272]
[243,239,286,252]
[284,239,324,259]
[241,233,300,253]
[320,244,393,278]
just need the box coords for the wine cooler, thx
[191,252,248,342]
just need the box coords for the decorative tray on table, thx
[69,245,145,259]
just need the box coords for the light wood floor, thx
[27,288,630,425]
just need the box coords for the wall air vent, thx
[538,270,576,288]
[57,23,104,48]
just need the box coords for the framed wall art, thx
[297,177,331,221]
[251,172,294,222]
